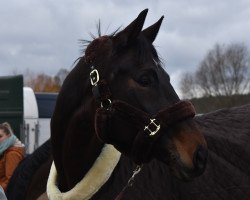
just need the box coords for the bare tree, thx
[180,72,197,99]
[23,69,35,87]
[181,43,250,98]
[54,68,69,86]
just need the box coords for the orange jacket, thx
[0,146,25,191]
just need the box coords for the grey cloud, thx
[0,0,250,94]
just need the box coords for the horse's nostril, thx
[193,145,208,170]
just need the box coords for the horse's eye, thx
[138,75,153,87]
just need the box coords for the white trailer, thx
[23,87,39,154]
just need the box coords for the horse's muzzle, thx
[176,145,208,181]
[193,145,208,174]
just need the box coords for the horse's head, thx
[85,9,208,181]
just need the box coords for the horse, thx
[48,9,208,199]
[6,9,250,200]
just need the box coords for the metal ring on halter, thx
[101,99,112,109]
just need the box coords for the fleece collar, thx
[47,144,121,200]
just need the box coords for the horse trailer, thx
[0,75,39,154]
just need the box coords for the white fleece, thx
[47,144,121,200]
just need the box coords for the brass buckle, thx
[144,119,161,136]
[90,69,99,86]
[101,99,112,109]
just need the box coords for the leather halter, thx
[89,65,196,165]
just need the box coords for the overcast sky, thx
[1,0,250,95]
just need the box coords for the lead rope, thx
[114,165,143,200]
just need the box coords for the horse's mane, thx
[6,140,51,200]
[79,21,120,50]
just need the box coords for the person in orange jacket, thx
[0,122,25,193]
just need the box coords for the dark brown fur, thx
[51,9,208,192]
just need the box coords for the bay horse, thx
[48,9,208,199]
[6,9,250,200]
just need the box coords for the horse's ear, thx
[141,16,164,43]
[114,9,148,46]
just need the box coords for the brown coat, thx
[0,146,25,191]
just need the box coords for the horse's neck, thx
[61,115,103,191]
[62,126,102,191]
[52,96,103,192]
[50,59,106,191]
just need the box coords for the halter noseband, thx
[89,64,196,165]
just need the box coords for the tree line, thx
[23,68,69,92]
[180,43,250,113]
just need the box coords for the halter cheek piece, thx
[89,65,196,165]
